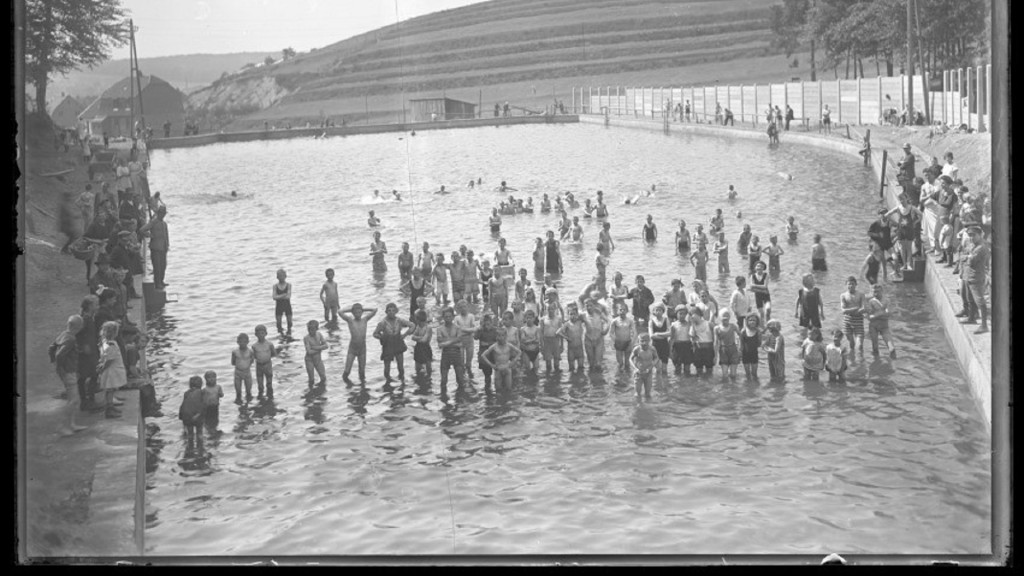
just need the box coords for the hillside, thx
[43,51,274,109]
[186,0,808,130]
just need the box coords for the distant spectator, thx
[785,105,794,130]
[58,188,84,254]
[503,101,510,117]
[961,226,989,333]
[942,151,959,180]
[724,108,734,126]
[494,103,500,117]
[896,142,916,193]
[76,295,101,411]
[97,320,126,419]
[924,156,943,181]
[163,121,171,138]
[140,206,169,290]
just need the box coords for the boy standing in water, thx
[437,307,466,395]
[202,370,223,433]
[432,253,450,306]
[811,234,828,271]
[583,300,609,372]
[824,329,848,383]
[319,268,340,325]
[230,333,255,404]
[670,304,693,375]
[840,276,867,354]
[690,243,709,283]
[178,376,205,451]
[482,329,520,394]
[786,217,799,242]
[303,320,329,388]
[557,304,586,372]
[474,314,499,390]
[800,328,827,381]
[630,333,658,401]
[272,269,293,333]
[865,284,897,359]
[398,242,414,282]
[714,232,730,274]
[340,303,378,383]
[610,303,636,371]
[540,305,564,373]
[714,310,740,379]
[251,325,276,400]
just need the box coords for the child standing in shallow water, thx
[795,273,825,338]
[230,333,254,404]
[765,235,784,273]
[824,329,848,383]
[786,216,799,243]
[690,243,709,283]
[251,325,275,400]
[800,328,827,381]
[178,376,205,449]
[630,333,658,400]
[202,370,223,433]
[714,232,730,274]
[739,315,762,380]
[762,319,785,381]
[303,320,329,388]
[340,303,378,383]
[272,269,293,333]
[411,309,433,377]
[714,310,741,379]
[811,234,828,271]
[320,268,340,325]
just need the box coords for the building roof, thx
[79,74,184,121]
[408,96,476,107]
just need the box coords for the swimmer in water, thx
[373,189,381,199]
[230,190,238,197]
[727,185,737,200]
[367,210,380,227]
[392,189,402,201]
[645,184,656,197]
[435,185,448,195]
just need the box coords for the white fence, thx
[573,65,991,132]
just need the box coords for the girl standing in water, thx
[544,230,563,275]
[411,309,433,377]
[401,269,432,321]
[373,302,414,382]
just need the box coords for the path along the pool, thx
[580,113,993,430]
[20,139,148,561]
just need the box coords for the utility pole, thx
[906,0,914,122]
[913,0,930,124]
[131,20,146,133]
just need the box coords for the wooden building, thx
[79,74,186,138]
[408,97,477,122]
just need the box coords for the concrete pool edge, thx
[578,114,992,434]
[147,115,580,150]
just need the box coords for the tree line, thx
[770,0,988,81]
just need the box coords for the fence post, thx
[877,75,883,124]
[835,79,842,124]
[588,86,593,114]
[799,81,805,128]
[957,68,963,127]
[818,80,823,130]
[986,64,991,132]
[965,67,973,130]
[856,77,862,125]
[753,84,758,126]
[900,74,905,117]
[976,65,984,132]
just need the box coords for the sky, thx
[112,0,486,59]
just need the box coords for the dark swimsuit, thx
[545,239,561,275]
[650,316,671,362]
[409,280,425,319]
[274,284,292,317]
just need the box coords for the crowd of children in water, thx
[172,177,911,445]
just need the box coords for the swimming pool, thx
[142,123,990,555]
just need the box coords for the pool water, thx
[142,123,990,555]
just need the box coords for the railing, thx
[573,65,991,132]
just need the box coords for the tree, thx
[282,47,296,60]
[25,0,128,114]
[264,55,275,66]
[770,0,815,80]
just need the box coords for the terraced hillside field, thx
[188,0,810,129]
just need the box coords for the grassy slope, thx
[193,0,816,129]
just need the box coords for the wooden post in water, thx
[864,128,871,166]
[879,149,888,198]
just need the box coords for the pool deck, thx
[578,113,993,433]
[21,169,150,562]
